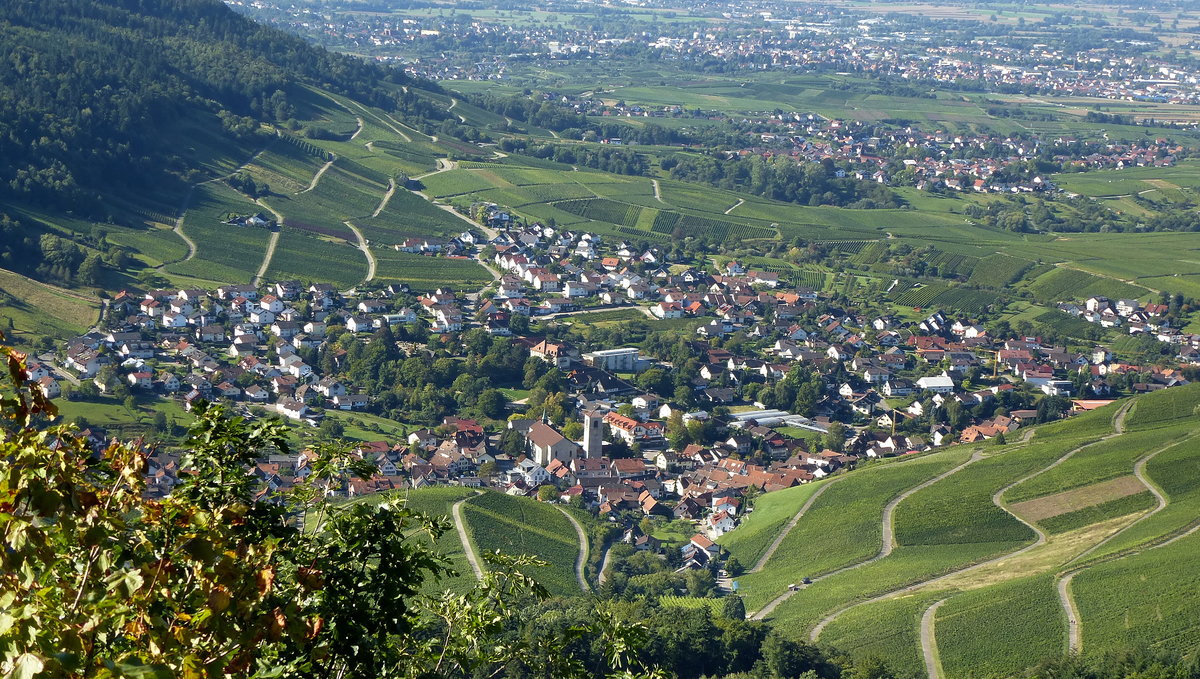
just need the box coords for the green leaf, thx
[11,654,45,679]
[114,661,174,679]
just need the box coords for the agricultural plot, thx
[770,540,1017,633]
[935,575,1062,679]
[1085,435,1200,560]
[166,182,271,283]
[104,225,189,268]
[894,439,1078,548]
[967,254,1036,288]
[1030,310,1104,339]
[1005,425,1193,503]
[718,483,825,567]
[345,487,479,595]
[264,230,367,288]
[554,198,644,227]
[819,593,944,678]
[1024,267,1149,304]
[736,449,975,611]
[359,189,471,244]
[0,268,99,341]
[893,283,949,308]
[1038,491,1156,534]
[243,143,327,195]
[1124,383,1200,430]
[372,250,491,292]
[419,170,502,198]
[1073,532,1200,654]
[461,491,582,597]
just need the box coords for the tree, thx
[823,422,846,452]
[319,416,346,440]
[720,595,746,620]
[725,556,744,577]
[537,485,558,502]
[1,339,632,679]
[477,388,506,419]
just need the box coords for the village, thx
[30,211,1199,567]
[237,0,1200,109]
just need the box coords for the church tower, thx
[582,409,604,458]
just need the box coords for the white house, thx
[916,375,955,394]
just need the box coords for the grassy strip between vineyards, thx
[1039,491,1156,534]
[461,491,582,597]
[717,482,824,568]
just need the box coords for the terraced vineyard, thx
[460,491,586,597]
[726,388,1200,678]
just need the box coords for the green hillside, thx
[727,384,1200,676]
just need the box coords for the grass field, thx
[0,268,99,344]
[718,482,825,568]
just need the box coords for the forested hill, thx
[0,0,443,214]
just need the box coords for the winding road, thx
[598,545,615,585]
[170,186,199,262]
[921,599,949,679]
[724,198,744,215]
[342,221,376,284]
[252,198,285,285]
[557,507,592,593]
[452,494,484,581]
[298,158,335,194]
[753,451,984,621]
[372,178,396,218]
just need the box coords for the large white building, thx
[582,347,642,372]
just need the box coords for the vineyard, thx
[926,250,979,277]
[891,282,995,313]
[1025,267,1149,304]
[554,198,643,227]
[373,250,492,291]
[893,283,949,308]
[967,254,1035,288]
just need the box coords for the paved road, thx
[557,506,592,593]
[372,178,396,218]
[252,198,286,285]
[452,494,484,580]
[597,545,614,585]
[298,158,335,194]
[725,198,744,215]
[652,179,665,203]
[343,221,376,284]
[920,599,949,679]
